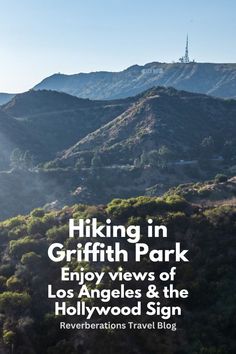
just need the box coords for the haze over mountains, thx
[0,87,236,219]
[0,93,15,105]
[34,62,236,100]
[1,62,236,106]
[0,90,134,167]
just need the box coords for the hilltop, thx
[2,62,236,106]
[0,90,134,166]
[34,62,236,99]
[58,87,236,167]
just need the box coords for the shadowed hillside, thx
[58,87,236,167]
[0,90,135,166]
[0,93,15,105]
[0,87,236,219]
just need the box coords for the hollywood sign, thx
[141,68,164,75]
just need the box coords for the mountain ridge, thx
[34,62,236,100]
[58,86,236,165]
[0,89,135,167]
[0,87,236,219]
[0,92,15,105]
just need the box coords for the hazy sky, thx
[0,0,235,92]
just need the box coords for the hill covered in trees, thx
[56,86,236,167]
[0,83,235,354]
[0,88,236,219]
[164,175,236,206]
[0,194,235,354]
[0,90,134,169]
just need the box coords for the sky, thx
[0,0,236,93]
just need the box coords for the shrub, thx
[164,194,189,211]
[0,264,15,278]
[6,275,23,291]
[214,174,228,183]
[46,225,68,242]
[0,291,31,315]
[0,275,7,291]
[27,214,54,235]
[8,225,27,240]
[9,237,41,259]
[21,252,41,268]
[30,208,45,218]
[3,330,16,345]
[2,216,26,229]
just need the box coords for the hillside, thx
[0,195,235,353]
[164,175,236,206]
[34,62,236,99]
[0,109,45,169]
[43,87,236,206]
[0,87,236,219]
[57,87,236,167]
[0,90,134,166]
[0,93,15,105]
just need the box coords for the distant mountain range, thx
[0,92,15,105]
[0,87,236,219]
[1,62,236,106]
[33,62,236,100]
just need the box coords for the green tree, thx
[3,330,16,346]
[6,275,23,291]
[21,252,41,269]
[0,291,31,316]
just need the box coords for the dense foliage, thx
[0,195,235,354]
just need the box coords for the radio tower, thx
[179,34,191,63]
[184,35,190,63]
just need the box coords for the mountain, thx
[1,90,134,165]
[44,87,236,205]
[0,108,45,168]
[1,87,236,219]
[0,93,15,105]
[59,87,236,166]
[34,62,236,99]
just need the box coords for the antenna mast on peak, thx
[179,34,192,63]
[184,34,190,63]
